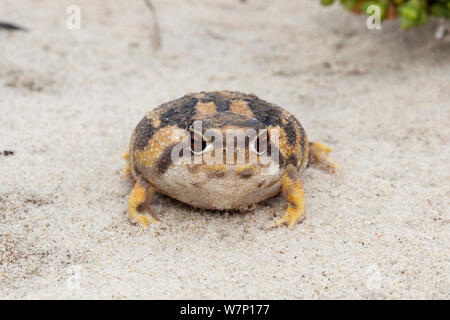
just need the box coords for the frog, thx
[123,91,338,229]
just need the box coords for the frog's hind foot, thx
[308,141,340,173]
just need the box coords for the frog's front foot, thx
[269,164,306,229]
[128,177,159,228]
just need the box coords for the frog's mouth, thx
[182,161,282,180]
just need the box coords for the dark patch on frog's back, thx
[240,94,303,149]
[159,95,200,129]
[156,143,177,174]
[199,112,265,133]
[198,91,231,112]
[133,95,199,151]
[134,117,156,150]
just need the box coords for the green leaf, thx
[430,3,447,17]
[340,0,357,10]
[320,0,335,6]
[400,15,416,29]
[399,5,419,21]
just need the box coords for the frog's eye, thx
[190,132,213,155]
[251,130,269,155]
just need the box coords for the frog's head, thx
[165,113,285,179]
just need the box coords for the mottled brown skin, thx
[125,91,338,229]
[131,91,308,173]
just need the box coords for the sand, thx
[0,0,449,299]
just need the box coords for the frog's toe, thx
[121,162,131,177]
[309,141,340,173]
[269,206,305,229]
[134,214,159,228]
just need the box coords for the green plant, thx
[320,0,450,29]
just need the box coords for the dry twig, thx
[143,0,161,50]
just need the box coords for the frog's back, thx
[131,90,309,172]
